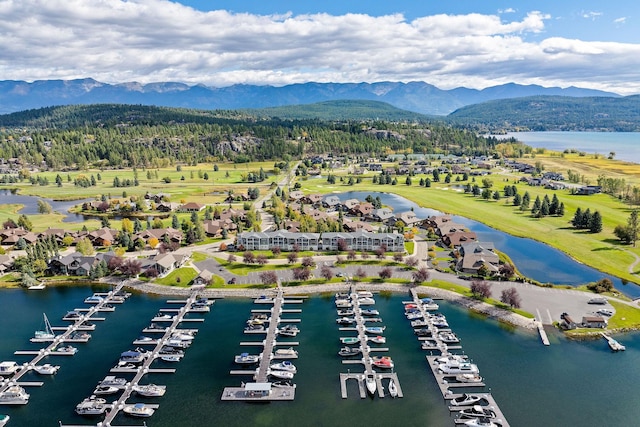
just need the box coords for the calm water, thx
[0,189,92,223]
[335,192,636,296]
[1,286,639,427]
[502,131,640,164]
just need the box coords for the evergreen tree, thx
[425,178,431,187]
[582,208,592,229]
[513,193,522,206]
[540,199,550,217]
[172,214,180,229]
[572,207,583,228]
[549,194,560,215]
[589,211,603,233]
[557,202,565,217]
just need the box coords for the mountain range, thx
[0,78,617,116]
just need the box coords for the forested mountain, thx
[0,104,500,170]
[0,78,616,115]
[448,95,640,132]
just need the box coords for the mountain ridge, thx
[0,78,617,116]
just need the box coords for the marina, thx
[221,289,302,401]
[0,283,130,405]
[59,289,212,426]
[407,289,510,426]
[338,288,403,399]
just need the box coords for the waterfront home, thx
[396,211,420,227]
[141,253,189,277]
[581,316,607,328]
[457,242,499,274]
[350,202,374,217]
[370,208,394,223]
[237,231,321,252]
[0,254,14,273]
[87,228,119,246]
[300,194,323,206]
[322,196,341,209]
[320,230,404,252]
[441,231,477,248]
[288,191,305,201]
[237,230,404,252]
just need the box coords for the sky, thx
[1,0,639,94]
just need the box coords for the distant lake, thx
[500,132,640,164]
[0,189,92,223]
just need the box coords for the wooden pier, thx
[408,289,510,426]
[221,289,301,401]
[0,282,130,399]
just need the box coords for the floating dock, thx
[408,289,510,426]
[221,289,301,401]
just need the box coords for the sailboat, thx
[388,379,398,398]
[33,313,55,341]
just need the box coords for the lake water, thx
[0,189,92,223]
[500,132,640,164]
[335,192,637,297]
[1,286,640,427]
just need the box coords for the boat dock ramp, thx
[408,289,510,427]
[221,289,302,401]
[0,283,130,400]
[58,290,212,427]
[338,288,403,399]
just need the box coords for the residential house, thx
[581,316,607,328]
[457,242,499,274]
[350,202,374,218]
[322,196,341,209]
[180,202,205,212]
[320,230,404,252]
[369,208,394,223]
[237,231,321,251]
[396,211,420,227]
[441,231,477,248]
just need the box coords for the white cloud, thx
[614,17,627,24]
[581,11,603,20]
[0,0,638,94]
[498,8,516,14]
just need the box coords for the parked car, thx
[228,278,236,284]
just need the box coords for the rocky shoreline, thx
[119,278,536,330]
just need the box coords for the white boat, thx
[235,353,260,364]
[368,335,386,344]
[360,308,379,316]
[336,317,356,325]
[406,311,423,320]
[278,325,300,337]
[123,403,155,417]
[28,282,46,290]
[337,309,354,316]
[269,361,297,373]
[411,319,429,327]
[371,356,394,369]
[99,376,127,387]
[0,362,20,376]
[84,295,104,304]
[340,337,360,345]
[357,291,373,298]
[171,332,195,341]
[269,369,294,379]
[55,345,78,354]
[160,353,183,362]
[602,333,626,351]
[358,297,376,305]
[365,326,385,335]
[388,379,398,398]
[456,373,483,383]
[0,414,10,426]
[75,396,108,416]
[463,418,501,427]
[365,373,377,395]
[33,313,56,341]
[436,354,467,364]
[33,363,60,375]
[133,384,167,397]
[338,346,362,357]
[254,295,275,304]
[451,393,486,406]
[438,331,460,343]
[0,386,30,405]
[458,405,497,419]
[271,380,296,388]
[335,299,352,308]
[274,347,298,358]
[438,360,479,375]
[119,349,146,364]
[93,385,120,395]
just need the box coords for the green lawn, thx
[153,267,198,287]
[606,300,640,330]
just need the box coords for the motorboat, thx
[70,331,92,340]
[338,346,362,357]
[431,318,449,328]
[100,303,116,312]
[271,380,296,388]
[274,347,298,358]
[368,336,386,344]
[159,346,184,356]
[160,354,183,362]
[137,335,155,342]
[463,418,500,427]
[438,331,460,343]
[411,319,429,327]
[193,297,214,306]
[93,385,120,395]
[119,349,146,364]
[269,369,294,380]
[336,317,356,325]
[340,337,360,345]
[436,354,467,364]
[247,318,265,326]
[278,325,300,337]
[171,331,195,341]
[364,326,385,334]
[421,339,441,350]
[337,309,354,316]
[245,324,265,332]
[75,396,108,416]
[33,313,56,341]
[54,345,78,354]
[404,303,418,310]
[388,379,398,398]
[189,303,210,312]
[602,333,626,351]
[165,338,190,349]
[147,323,167,331]
[357,297,376,305]
[456,373,483,383]
[100,376,127,387]
[84,295,104,304]
[154,313,174,321]
[357,291,373,298]
[32,363,60,375]
[254,295,275,304]
[458,405,497,419]
[335,292,350,299]
[438,361,479,375]
[0,414,9,426]
[123,403,155,417]
[249,313,268,321]
[451,393,487,407]
[335,299,352,308]
[366,317,383,323]
[133,384,167,397]
[365,373,377,395]
[414,328,433,337]
[269,361,297,373]
[63,310,82,320]
[371,356,394,369]
[28,282,46,290]
[235,353,260,364]
[406,311,423,320]
[420,298,439,310]
[360,308,379,316]
[0,362,20,376]
[0,386,30,405]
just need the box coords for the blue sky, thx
[0,0,638,94]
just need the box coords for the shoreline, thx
[114,278,537,331]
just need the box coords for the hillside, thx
[448,95,640,132]
[0,78,616,116]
